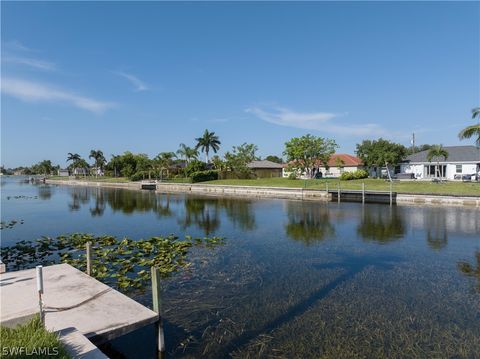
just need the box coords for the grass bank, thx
[205,178,480,196]
[48,176,130,183]
[0,315,70,358]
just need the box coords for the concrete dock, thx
[0,263,159,357]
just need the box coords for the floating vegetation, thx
[458,250,480,291]
[6,195,38,200]
[0,219,24,230]
[2,233,224,292]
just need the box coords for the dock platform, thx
[0,264,158,355]
[328,189,397,204]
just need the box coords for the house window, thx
[456,165,462,173]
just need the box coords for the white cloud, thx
[246,106,387,137]
[114,71,148,92]
[3,56,56,71]
[1,78,115,114]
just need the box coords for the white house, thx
[400,146,480,181]
[283,154,364,179]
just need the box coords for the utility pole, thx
[411,132,416,153]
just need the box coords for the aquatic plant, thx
[2,233,224,292]
[0,219,24,230]
[458,250,480,291]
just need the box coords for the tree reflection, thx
[285,202,335,245]
[219,198,256,231]
[357,206,405,244]
[425,209,448,251]
[458,251,480,292]
[36,185,53,200]
[179,198,220,235]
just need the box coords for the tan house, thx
[247,160,284,178]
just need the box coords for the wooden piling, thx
[389,182,393,206]
[337,183,341,203]
[86,242,92,276]
[362,182,365,204]
[151,267,165,355]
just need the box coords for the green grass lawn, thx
[205,178,480,196]
[48,176,130,183]
[0,315,70,358]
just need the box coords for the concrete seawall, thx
[45,180,480,207]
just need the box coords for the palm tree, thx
[89,150,106,177]
[195,129,221,163]
[67,153,81,163]
[154,152,176,180]
[458,107,480,146]
[176,143,198,164]
[427,145,449,179]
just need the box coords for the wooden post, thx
[389,181,393,206]
[337,183,341,203]
[36,265,44,324]
[326,182,329,193]
[86,242,92,276]
[0,260,5,274]
[151,267,165,355]
[362,182,365,204]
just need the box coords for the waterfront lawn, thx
[48,176,130,183]
[0,315,70,358]
[205,178,480,196]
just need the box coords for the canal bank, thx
[45,179,480,207]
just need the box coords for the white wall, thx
[401,162,478,180]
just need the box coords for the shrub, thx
[191,170,219,183]
[0,315,70,359]
[185,160,207,177]
[288,172,298,180]
[353,169,369,179]
[129,171,149,181]
[340,170,368,181]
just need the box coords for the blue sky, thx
[1,1,479,167]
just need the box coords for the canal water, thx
[1,177,480,358]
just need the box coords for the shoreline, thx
[45,179,480,208]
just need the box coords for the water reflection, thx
[179,198,220,235]
[357,206,405,243]
[37,185,53,200]
[285,202,335,245]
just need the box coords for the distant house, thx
[400,145,480,180]
[73,167,89,176]
[247,160,284,178]
[283,153,363,179]
[320,154,364,178]
[58,169,69,177]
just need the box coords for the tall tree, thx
[265,155,283,164]
[427,145,449,179]
[66,153,82,173]
[284,134,337,178]
[355,139,407,181]
[224,143,259,177]
[176,143,198,164]
[458,107,480,146]
[89,150,106,177]
[195,129,221,163]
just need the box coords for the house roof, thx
[327,154,363,167]
[403,146,480,163]
[247,160,284,169]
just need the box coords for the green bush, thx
[0,315,70,358]
[185,160,207,177]
[340,170,368,181]
[191,170,219,183]
[288,172,298,180]
[129,171,150,181]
